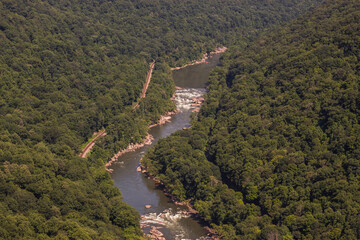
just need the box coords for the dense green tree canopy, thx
[0,0,325,238]
[143,0,360,239]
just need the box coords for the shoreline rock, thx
[148,110,180,129]
[107,49,224,238]
[138,164,221,240]
[106,108,179,173]
[191,96,205,112]
[106,46,214,171]
[105,133,154,172]
[171,47,227,71]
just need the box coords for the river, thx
[108,53,221,239]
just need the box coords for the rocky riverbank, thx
[109,52,224,238]
[171,47,227,71]
[148,110,179,129]
[191,96,205,112]
[138,164,221,240]
[106,108,179,173]
[105,133,154,173]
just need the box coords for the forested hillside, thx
[143,0,360,239]
[0,0,324,238]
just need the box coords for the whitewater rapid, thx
[141,208,209,240]
[174,88,206,111]
[110,53,222,240]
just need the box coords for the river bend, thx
[108,54,221,239]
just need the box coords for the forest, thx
[0,0,326,239]
[143,0,360,239]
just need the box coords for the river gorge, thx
[108,53,221,239]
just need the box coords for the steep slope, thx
[0,0,323,238]
[143,0,360,239]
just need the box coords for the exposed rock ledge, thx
[171,47,227,71]
[105,133,154,173]
[148,110,179,129]
[138,164,221,240]
[106,110,179,172]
